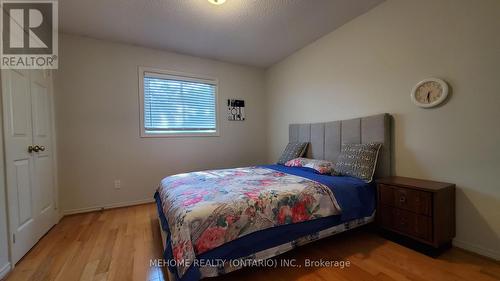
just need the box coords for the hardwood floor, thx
[4,203,499,281]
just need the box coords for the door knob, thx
[39,146,45,152]
[28,145,41,153]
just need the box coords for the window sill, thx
[140,131,220,138]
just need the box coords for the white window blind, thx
[142,71,217,135]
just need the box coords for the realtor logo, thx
[1,0,58,69]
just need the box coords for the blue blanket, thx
[155,164,376,281]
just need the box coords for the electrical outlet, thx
[114,180,121,189]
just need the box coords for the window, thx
[139,68,218,137]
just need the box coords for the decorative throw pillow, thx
[284,158,335,175]
[335,143,382,183]
[277,142,308,165]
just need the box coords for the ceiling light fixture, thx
[208,0,226,5]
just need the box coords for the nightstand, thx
[376,176,455,250]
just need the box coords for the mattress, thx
[155,164,376,281]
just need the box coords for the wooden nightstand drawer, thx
[379,206,432,242]
[379,184,395,205]
[394,208,432,241]
[379,184,432,216]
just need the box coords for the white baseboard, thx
[62,198,155,216]
[453,239,500,261]
[0,262,11,280]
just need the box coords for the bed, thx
[154,113,392,281]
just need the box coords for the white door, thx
[2,69,57,264]
[29,71,57,240]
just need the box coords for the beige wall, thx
[55,34,267,213]
[266,0,500,258]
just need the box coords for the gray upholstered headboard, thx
[289,113,392,179]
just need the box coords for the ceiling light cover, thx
[208,0,226,5]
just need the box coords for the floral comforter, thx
[157,166,342,277]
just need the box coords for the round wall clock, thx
[410,78,449,108]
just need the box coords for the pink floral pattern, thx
[284,157,335,175]
[157,167,341,277]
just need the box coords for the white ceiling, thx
[60,0,384,68]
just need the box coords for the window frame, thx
[138,66,220,138]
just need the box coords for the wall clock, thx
[411,78,449,108]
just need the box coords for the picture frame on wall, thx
[227,99,245,121]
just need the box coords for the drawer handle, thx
[399,196,407,203]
